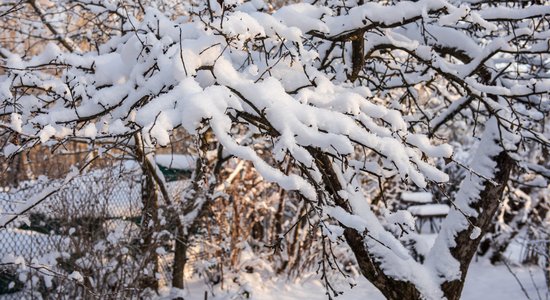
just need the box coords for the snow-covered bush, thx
[1,0,549,299]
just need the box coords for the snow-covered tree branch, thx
[0,0,548,299]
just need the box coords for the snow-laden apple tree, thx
[0,0,549,299]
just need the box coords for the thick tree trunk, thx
[441,150,514,299]
[313,150,423,299]
[344,227,422,300]
[311,137,515,300]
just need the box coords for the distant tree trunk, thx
[172,225,187,291]
[171,145,208,291]
[172,156,209,290]
[171,199,211,289]
[135,133,161,292]
[9,153,24,186]
[140,162,161,292]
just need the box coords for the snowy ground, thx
[168,235,546,300]
[170,262,547,300]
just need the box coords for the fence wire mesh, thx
[0,166,147,299]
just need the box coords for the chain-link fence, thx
[0,165,147,299]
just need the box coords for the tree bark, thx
[348,31,365,82]
[135,133,160,292]
[442,150,515,299]
[172,228,187,291]
[313,149,422,299]
[310,141,515,300]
